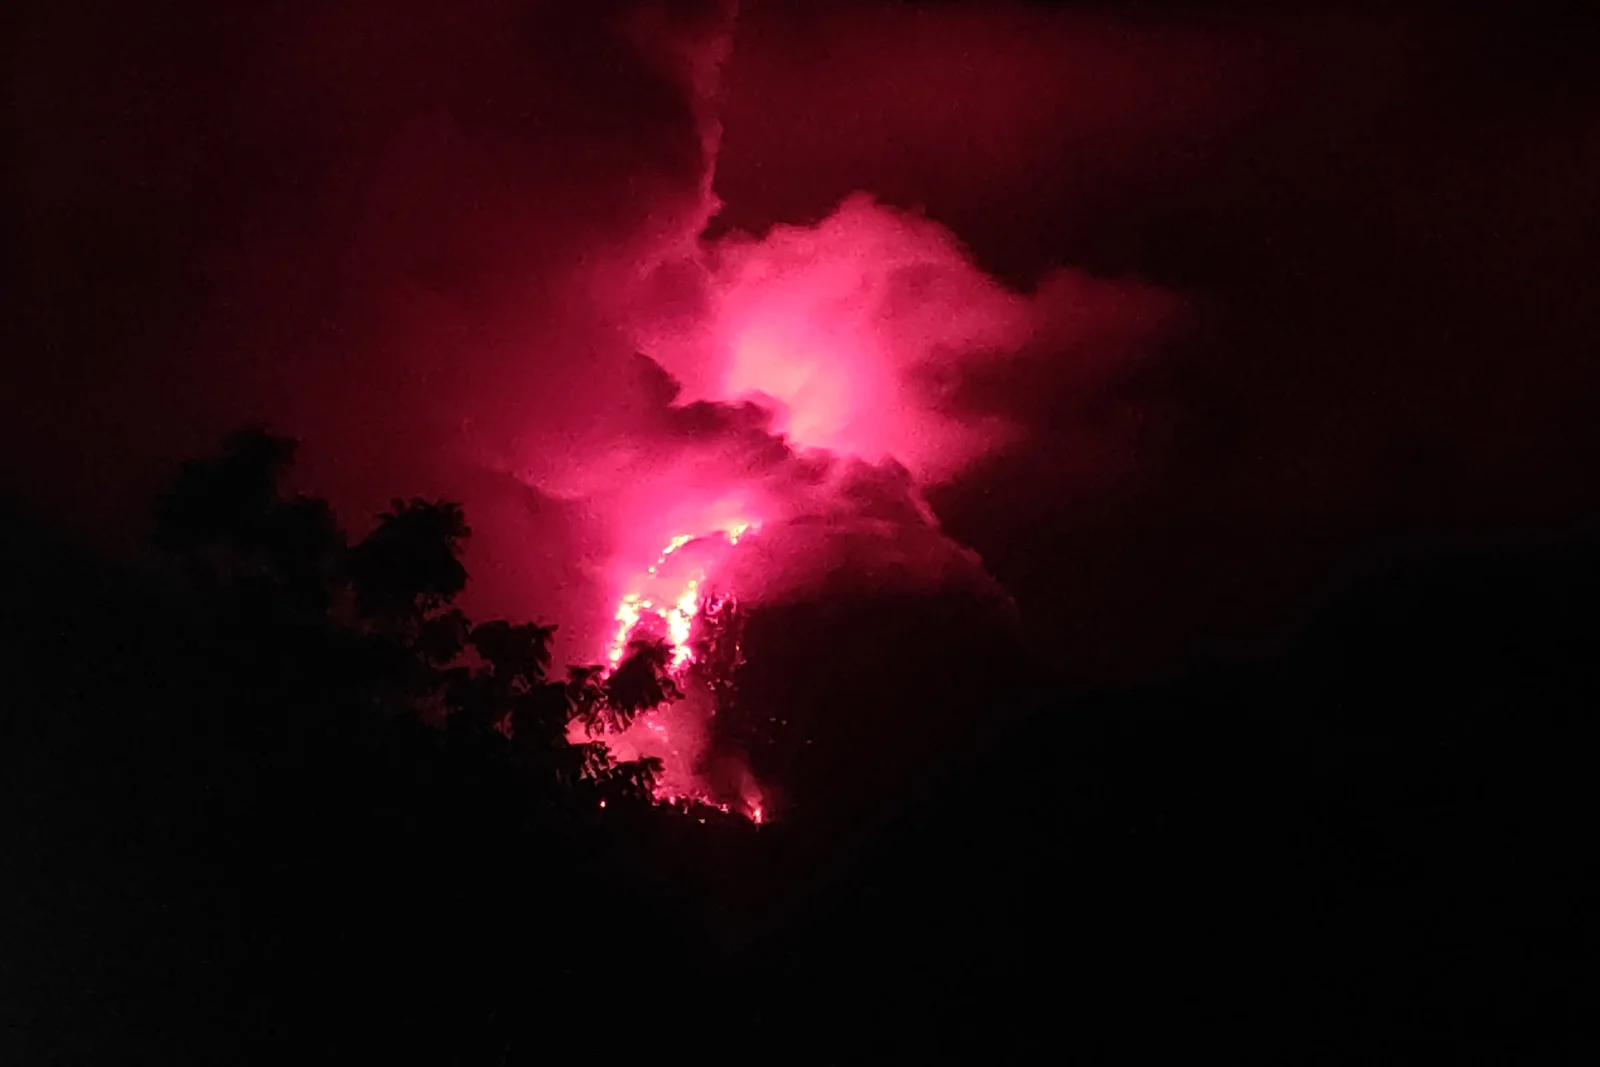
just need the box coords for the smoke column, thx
[528,8,1173,818]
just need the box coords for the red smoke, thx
[466,4,1181,817]
[559,183,1149,815]
[13,0,1589,797]
[634,194,1037,480]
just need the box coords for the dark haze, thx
[8,1,1600,1062]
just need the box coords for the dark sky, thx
[7,0,1599,681]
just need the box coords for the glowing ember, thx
[579,521,767,822]
[604,523,754,672]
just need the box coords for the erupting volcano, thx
[533,14,1170,825]
[604,521,755,674]
[557,192,1092,823]
[570,521,766,822]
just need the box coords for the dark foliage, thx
[604,637,685,728]
[153,429,344,616]
[8,432,1597,1063]
[347,498,471,625]
[8,431,711,1064]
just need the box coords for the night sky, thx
[9,1,1600,676]
[6,1,1600,1059]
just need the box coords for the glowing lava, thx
[575,198,1069,825]
[604,522,751,673]
[579,520,766,821]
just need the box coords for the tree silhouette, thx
[565,664,609,730]
[348,498,470,629]
[470,620,557,687]
[602,636,684,729]
[258,494,345,622]
[153,427,295,547]
[150,429,647,792]
[415,607,472,666]
[153,427,344,609]
[114,427,787,1063]
[595,752,665,805]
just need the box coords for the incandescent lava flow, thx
[570,521,767,822]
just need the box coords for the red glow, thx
[603,521,753,673]
[573,521,767,822]
[636,195,1036,482]
[570,196,1057,824]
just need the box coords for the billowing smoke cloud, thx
[9,0,1598,783]
[0,0,1196,676]
[535,68,1175,808]
[575,184,1174,608]
[634,196,1027,478]
[709,2,1600,682]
